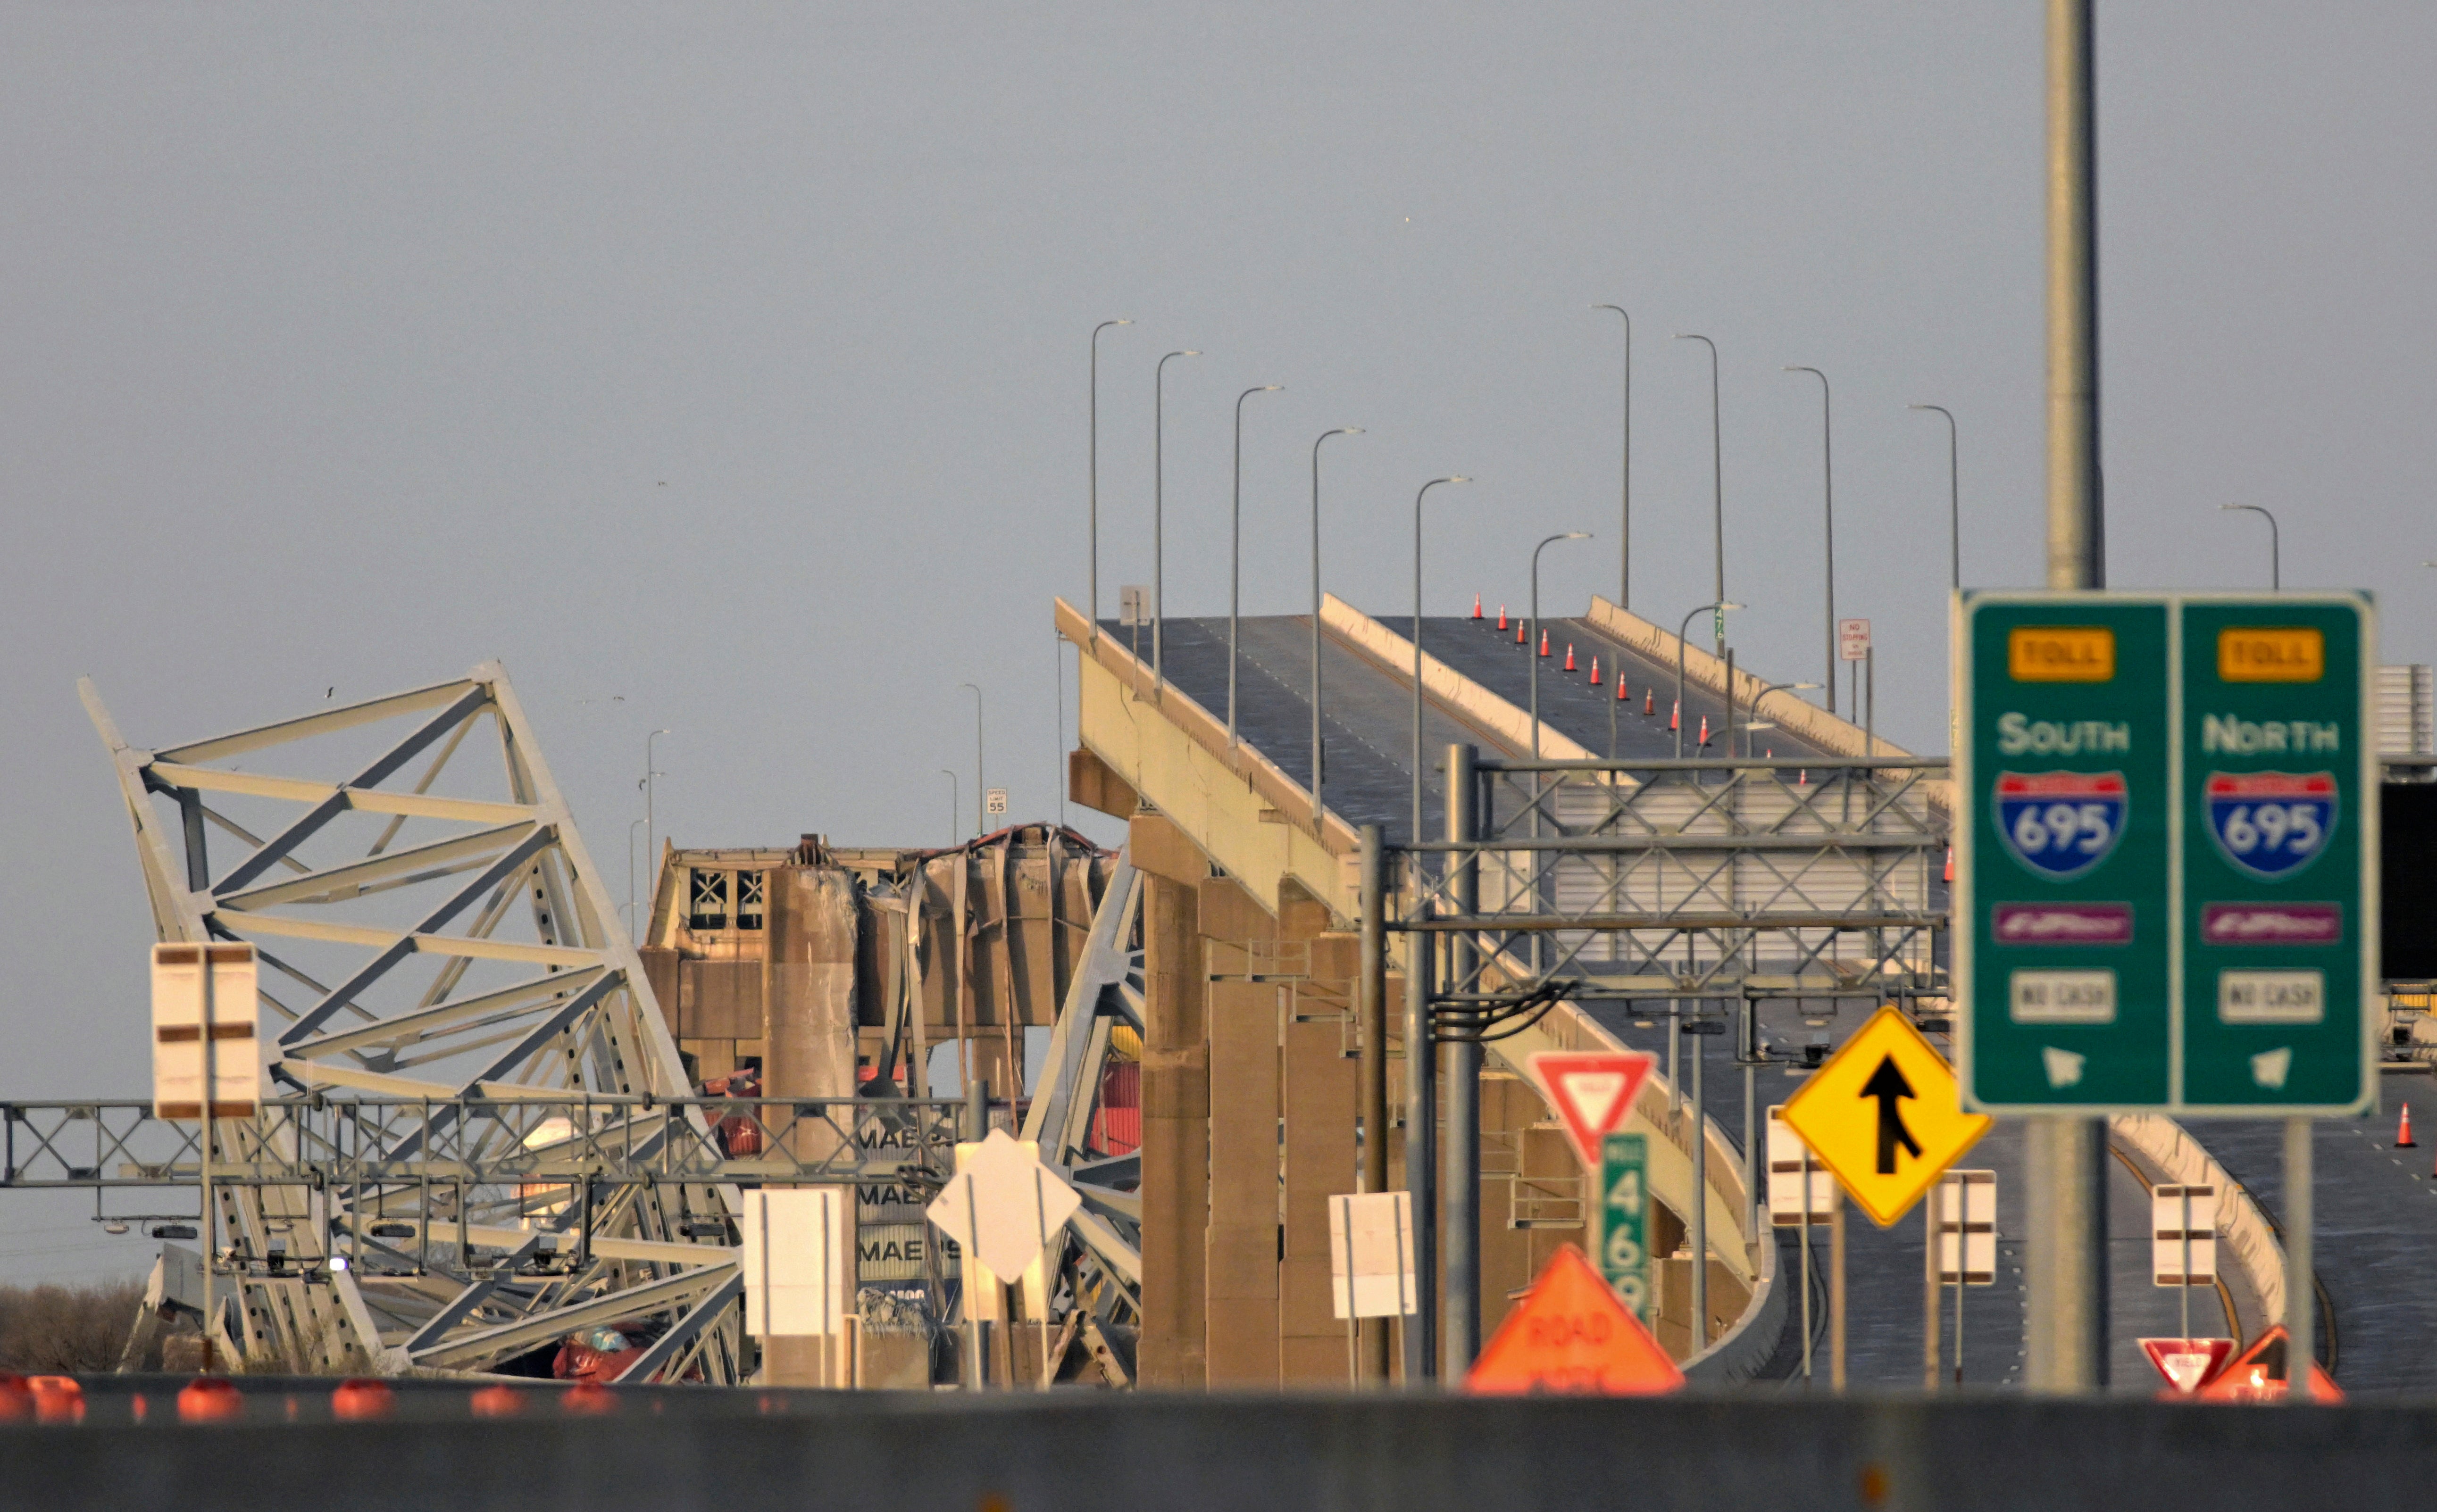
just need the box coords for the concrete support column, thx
[1137,851,1210,1388]
[761,864,860,1387]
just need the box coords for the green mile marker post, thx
[1599,1133,1651,1322]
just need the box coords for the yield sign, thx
[2140,1337,2235,1394]
[2193,1326,2343,1403]
[1779,1007,1993,1227]
[1465,1244,1682,1396]
[924,1129,1083,1281]
[1526,1051,1657,1169]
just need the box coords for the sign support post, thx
[1829,1191,1846,1391]
[2179,1186,2193,1342]
[2285,1117,2313,1405]
[199,952,215,1376]
[1800,1143,1813,1381]
[1923,1198,1939,1391]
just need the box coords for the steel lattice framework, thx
[1406,756,1949,1016]
[79,664,755,1380]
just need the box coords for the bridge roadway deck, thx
[2186,1092,2437,1395]
[1131,609,2204,1387]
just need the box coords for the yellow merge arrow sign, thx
[1780,1006,1993,1227]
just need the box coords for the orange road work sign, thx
[2193,1326,2342,1403]
[1464,1244,1684,1396]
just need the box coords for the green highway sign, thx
[1955,591,2377,1115]
[1598,1133,1651,1322]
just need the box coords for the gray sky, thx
[3,1,2433,1279]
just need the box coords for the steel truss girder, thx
[78,665,751,1380]
[1402,756,1950,1009]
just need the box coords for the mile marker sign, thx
[1525,1051,1656,1171]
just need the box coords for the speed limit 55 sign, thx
[1954,591,2376,1115]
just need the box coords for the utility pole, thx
[2027,0,2109,1395]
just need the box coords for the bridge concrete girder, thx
[1058,597,1777,1377]
[1059,598,1359,923]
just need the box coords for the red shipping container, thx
[1092,1062,1141,1156]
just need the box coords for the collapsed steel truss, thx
[77,664,759,1379]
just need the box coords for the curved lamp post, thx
[1410,476,1472,840]
[1910,403,1961,591]
[2221,504,2280,590]
[1087,318,1132,638]
[1675,604,1742,759]
[1785,366,1836,714]
[1231,384,1284,754]
[1744,680,1821,758]
[939,769,959,847]
[1309,427,1364,830]
[1152,349,1202,693]
[1676,333,1727,657]
[644,729,671,890]
[1593,305,1631,609]
[627,816,648,937]
[1528,532,1594,758]
[959,682,985,838]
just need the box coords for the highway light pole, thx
[2031,0,2109,1397]
[643,729,670,897]
[1910,403,1961,590]
[1232,385,1285,755]
[939,769,958,847]
[2220,504,2280,590]
[627,817,647,936]
[1674,603,1740,759]
[1594,304,1632,610]
[960,683,985,838]
[1152,349,1202,696]
[1744,680,1819,758]
[1676,333,1727,658]
[1410,476,1472,842]
[1309,427,1363,831]
[1785,366,1837,714]
[1088,318,1131,640]
[1527,532,1593,759]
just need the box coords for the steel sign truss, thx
[76,665,760,1380]
[1403,756,1947,1017]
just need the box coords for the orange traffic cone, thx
[1497,605,1509,631]
[1944,847,1956,882]
[1697,715,1710,746]
[1472,594,1484,620]
[1538,630,1551,657]
[2400,1105,2417,1148]
[1644,689,1655,716]
[1516,621,1527,645]
[1669,700,1679,731]
[1617,677,1629,702]
[1563,644,1577,672]
[1589,656,1602,686]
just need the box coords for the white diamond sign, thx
[925,1129,1083,1282]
